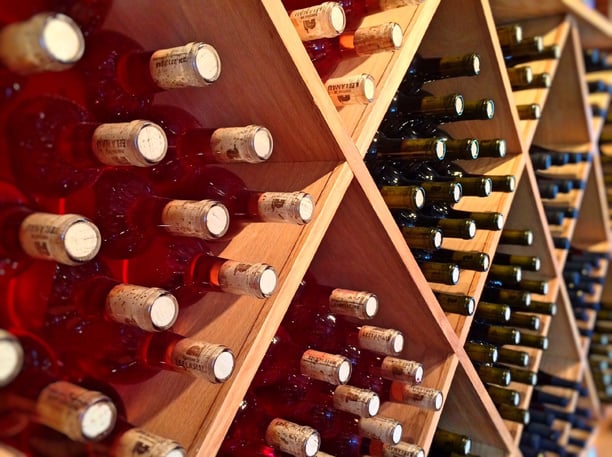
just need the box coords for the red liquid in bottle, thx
[45,317,234,385]
[78,30,220,121]
[111,236,277,307]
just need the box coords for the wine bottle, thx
[380,441,425,457]
[379,185,426,211]
[474,301,511,324]
[141,104,273,191]
[318,416,403,456]
[61,168,230,258]
[499,228,533,246]
[0,329,24,387]
[492,252,541,271]
[286,2,346,42]
[78,30,221,120]
[388,384,444,411]
[433,161,515,194]
[511,72,551,91]
[112,237,278,307]
[417,260,460,285]
[420,203,504,231]
[504,40,560,67]
[474,138,508,159]
[507,312,541,331]
[0,180,101,277]
[496,24,523,48]
[325,72,376,106]
[393,209,475,240]
[536,180,559,199]
[516,331,548,350]
[2,259,179,333]
[306,22,402,78]
[430,428,471,456]
[46,316,235,385]
[531,388,570,408]
[399,52,480,96]
[487,264,522,285]
[6,95,168,198]
[287,274,379,322]
[382,91,465,129]
[412,248,489,272]
[469,321,521,346]
[475,364,511,386]
[251,327,352,388]
[537,370,584,393]
[497,404,530,424]
[465,341,498,365]
[497,347,530,367]
[0,12,84,75]
[366,130,447,163]
[507,65,533,89]
[283,0,424,31]
[255,373,381,422]
[220,395,321,457]
[18,418,186,457]
[481,286,531,308]
[486,384,521,407]
[516,103,541,120]
[434,291,475,316]
[504,366,537,385]
[0,329,117,442]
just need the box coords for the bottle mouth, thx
[62,216,102,264]
[213,348,236,382]
[42,13,86,65]
[0,331,24,387]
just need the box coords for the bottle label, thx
[288,3,344,41]
[359,416,401,443]
[114,428,184,456]
[105,284,178,332]
[210,126,273,163]
[0,13,84,74]
[218,260,276,298]
[170,339,231,383]
[92,121,168,167]
[36,381,116,442]
[396,385,443,410]
[256,192,314,224]
[149,42,220,89]
[358,326,403,355]
[300,349,350,385]
[265,418,320,457]
[162,200,229,239]
[18,213,101,265]
[353,23,402,56]
[332,385,379,417]
[328,289,378,319]
[325,74,375,106]
[380,357,423,383]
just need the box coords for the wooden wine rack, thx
[37,0,611,456]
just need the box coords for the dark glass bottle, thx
[366,130,446,163]
[430,428,471,456]
[497,347,530,367]
[464,340,498,364]
[469,321,521,346]
[393,209,476,240]
[496,23,523,48]
[434,291,475,316]
[399,52,480,95]
[78,30,221,121]
[412,248,489,272]
[493,253,541,271]
[434,161,515,194]
[512,72,551,91]
[420,203,504,231]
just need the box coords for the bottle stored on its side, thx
[285,2,346,42]
[0,329,117,443]
[434,291,476,316]
[1,259,178,333]
[0,180,101,278]
[46,316,235,385]
[6,95,168,198]
[78,30,221,121]
[306,22,402,79]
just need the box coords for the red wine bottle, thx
[62,168,230,258]
[0,180,101,278]
[306,22,402,78]
[0,328,117,443]
[152,166,315,238]
[78,30,221,121]
[6,95,168,198]
[113,236,278,307]
[2,259,179,333]
[219,394,321,457]
[141,104,273,193]
[285,2,346,42]
[45,316,235,385]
